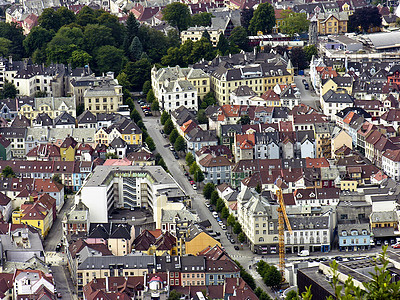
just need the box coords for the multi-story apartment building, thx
[75,165,186,223]
[181,26,224,46]
[0,127,26,158]
[382,148,400,181]
[83,84,123,114]
[18,96,76,120]
[198,52,293,105]
[151,66,210,112]
[317,12,348,35]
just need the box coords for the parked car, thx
[190,180,194,185]
[298,250,310,257]
[55,243,62,252]
[205,202,211,208]
[392,243,400,249]
[208,207,214,212]
[234,245,240,250]
[212,212,218,218]
[169,145,174,151]
[173,152,179,159]
[304,82,309,90]
[221,225,226,230]
[193,184,197,190]
[230,239,235,244]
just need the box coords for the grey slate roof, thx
[78,254,155,270]
[77,110,96,124]
[323,90,354,103]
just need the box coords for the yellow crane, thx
[275,178,292,280]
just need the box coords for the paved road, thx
[44,194,74,251]
[294,75,321,111]
[141,110,274,295]
[52,266,76,300]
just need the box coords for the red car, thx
[190,180,194,185]
[392,243,400,249]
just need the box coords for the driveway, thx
[294,75,321,111]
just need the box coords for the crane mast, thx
[276,186,292,280]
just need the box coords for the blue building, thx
[205,259,240,286]
[338,223,371,251]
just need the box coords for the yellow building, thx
[19,97,76,120]
[84,84,123,114]
[185,231,221,255]
[370,211,398,230]
[331,129,352,158]
[340,180,358,191]
[60,136,78,161]
[314,123,334,158]
[321,76,353,96]
[211,56,294,105]
[317,12,348,35]
[12,203,53,237]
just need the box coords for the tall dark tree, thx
[248,2,275,34]
[122,58,151,90]
[76,6,97,26]
[162,2,191,32]
[191,12,213,27]
[348,6,382,32]
[129,36,143,60]
[290,47,308,71]
[2,81,17,99]
[84,24,115,54]
[240,8,254,31]
[124,13,140,52]
[202,30,211,41]
[217,33,229,55]
[23,27,53,56]
[0,22,25,60]
[97,12,124,46]
[95,45,127,74]
[229,26,250,51]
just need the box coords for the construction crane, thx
[275,178,292,281]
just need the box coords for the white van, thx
[298,250,310,257]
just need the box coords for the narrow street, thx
[294,75,321,111]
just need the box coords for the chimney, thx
[105,277,109,291]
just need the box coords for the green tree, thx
[1,166,15,178]
[147,89,155,103]
[233,222,242,234]
[304,44,318,62]
[227,214,236,227]
[194,168,204,183]
[37,8,58,31]
[105,152,118,159]
[248,2,275,34]
[290,47,308,71]
[255,183,262,194]
[35,90,47,98]
[263,265,282,288]
[122,58,151,91]
[97,12,124,46]
[151,100,159,111]
[238,232,245,243]
[95,45,127,74]
[280,11,309,37]
[46,35,77,64]
[0,37,11,57]
[1,81,17,99]
[254,287,263,298]
[164,118,174,135]
[241,8,254,31]
[163,2,191,31]
[348,6,382,33]
[235,261,256,290]
[189,161,199,175]
[23,27,53,56]
[200,91,216,109]
[190,37,215,62]
[259,292,272,300]
[0,22,25,60]
[117,72,131,90]
[221,206,229,219]
[217,33,229,55]
[202,30,211,41]
[142,81,151,95]
[168,290,182,300]
[203,182,215,199]
[229,26,250,51]
[185,152,195,166]
[123,13,140,52]
[191,12,213,27]
[174,136,186,152]
[52,174,63,185]
[216,198,225,212]
[210,190,219,205]
[84,24,115,54]
[129,36,143,60]
[238,115,250,125]
[145,136,156,151]
[69,50,92,68]
[169,129,179,144]
[76,6,97,26]
[197,109,208,124]
[285,290,299,300]
[130,109,142,123]
[161,111,170,125]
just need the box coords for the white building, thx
[151,66,210,113]
[75,165,186,223]
[13,269,55,299]
[321,90,354,120]
[181,26,224,47]
[382,148,400,181]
